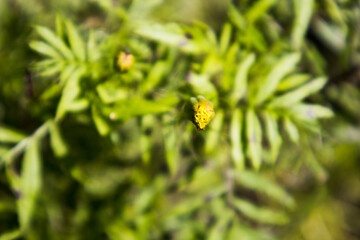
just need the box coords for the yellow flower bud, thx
[191,96,215,130]
[117,51,135,71]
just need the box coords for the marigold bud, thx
[191,96,215,130]
[117,51,135,71]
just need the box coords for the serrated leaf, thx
[29,41,62,59]
[48,119,68,157]
[234,170,295,209]
[284,117,299,143]
[231,53,255,104]
[230,109,245,170]
[246,109,262,170]
[18,138,42,230]
[92,106,110,136]
[35,26,74,60]
[233,198,289,225]
[269,77,327,108]
[0,126,26,143]
[291,0,314,48]
[65,20,86,61]
[263,112,282,163]
[255,53,300,104]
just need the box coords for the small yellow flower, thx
[117,51,135,71]
[191,96,215,130]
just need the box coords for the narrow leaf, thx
[246,109,262,170]
[276,74,310,92]
[234,170,295,209]
[18,138,42,230]
[0,126,26,143]
[48,119,68,157]
[205,110,224,154]
[219,23,232,55]
[162,114,179,175]
[269,77,327,108]
[230,109,245,170]
[29,41,62,59]
[263,112,282,163]
[92,106,110,136]
[35,26,74,60]
[255,53,300,104]
[65,20,86,61]
[288,104,334,120]
[233,198,289,225]
[245,0,277,24]
[291,0,314,49]
[231,53,255,103]
[284,117,299,143]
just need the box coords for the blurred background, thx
[1,0,360,239]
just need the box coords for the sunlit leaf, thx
[65,20,86,61]
[255,53,300,104]
[234,170,295,209]
[18,138,42,230]
[284,117,300,143]
[230,109,245,170]
[263,112,282,163]
[92,106,110,136]
[269,77,327,108]
[0,126,26,143]
[233,198,289,225]
[246,109,262,170]
[277,74,310,92]
[29,41,62,59]
[35,26,74,60]
[219,23,232,55]
[291,0,314,48]
[162,114,179,175]
[48,119,68,157]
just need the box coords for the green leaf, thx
[207,210,232,240]
[65,20,86,61]
[205,110,224,154]
[276,74,310,92]
[106,95,179,121]
[263,112,282,163]
[245,0,277,24]
[228,4,246,31]
[230,109,245,170]
[219,23,232,55]
[188,73,218,102]
[35,26,74,60]
[29,41,62,59]
[87,30,99,62]
[162,114,179,175]
[284,117,300,143]
[233,198,289,225]
[39,62,64,77]
[139,61,168,94]
[234,170,295,209]
[291,0,314,49]
[56,67,85,119]
[92,106,110,136]
[255,53,300,104]
[0,229,22,240]
[0,126,26,143]
[48,119,68,157]
[288,104,334,120]
[227,221,275,240]
[269,77,327,108]
[18,138,42,230]
[140,115,156,164]
[96,82,128,104]
[246,109,262,170]
[231,53,255,104]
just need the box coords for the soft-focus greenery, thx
[1,0,360,239]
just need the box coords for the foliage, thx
[0,0,360,239]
